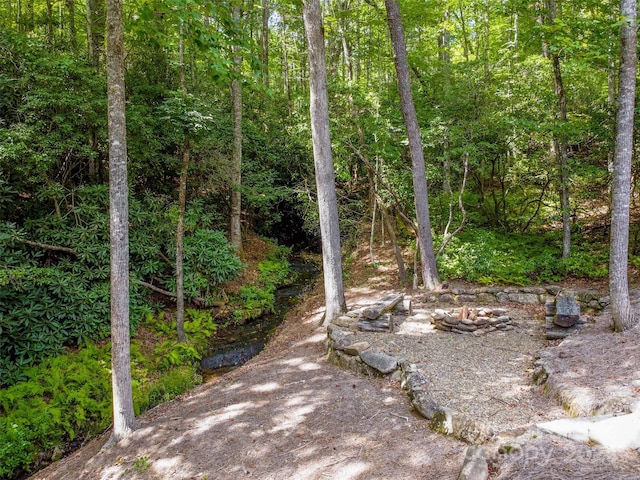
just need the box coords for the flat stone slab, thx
[361,293,404,319]
[538,412,640,450]
[359,349,398,374]
[358,313,392,332]
[457,445,488,480]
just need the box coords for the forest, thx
[0,0,638,477]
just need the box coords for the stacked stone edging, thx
[325,286,609,446]
[326,313,495,445]
[425,286,609,312]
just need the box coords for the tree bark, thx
[230,4,243,252]
[303,0,347,325]
[175,29,188,343]
[547,0,571,259]
[175,137,189,343]
[66,0,77,51]
[384,0,440,290]
[106,0,137,442]
[261,0,269,87]
[610,0,638,332]
[87,0,105,67]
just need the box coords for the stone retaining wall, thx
[424,286,609,312]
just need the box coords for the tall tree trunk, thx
[281,13,293,115]
[106,0,137,442]
[46,0,54,46]
[547,0,571,258]
[175,24,189,343]
[86,0,105,66]
[230,4,243,251]
[303,0,347,325]
[261,0,269,87]
[610,0,638,332]
[175,137,189,343]
[384,0,440,290]
[66,0,77,51]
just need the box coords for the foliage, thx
[0,335,203,479]
[0,344,112,478]
[437,228,608,285]
[233,245,291,322]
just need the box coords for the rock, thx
[452,328,472,335]
[546,285,563,295]
[402,369,430,391]
[508,293,540,304]
[476,293,496,303]
[411,391,440,420]
[599,295,611,306]
[457,294,477,303]
[457,446,488,480]
[396,298,413,314]
[554,292,580,327]
[361,293,404,319]
[431,407,454,435]
[359,349,398,374]
[455,323,477,332]
[474,317,489,326]
[433,323,452,332]
[522,286,546,295]
[492,308,507,316]
[452,412,494,444]
[333,315,356,329]
[358,314,392,332]
[343,342,371,356]
[545,301,556,316]
[538,412,640,450]
[460,318,476,326]
[432,309,448,320]
[546,328,569,340]
[439,293,455,303]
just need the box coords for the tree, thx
[610,0,637,332]
[176,21,189,344]
[302,0,347,325]
[545,0,571,259]
[230,2,243,252]
[106,0,138,440]
[384,0,440,290]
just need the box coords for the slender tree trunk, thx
[303,0,347,325]
[230,5,243,251]
[547,0,571,258]
[46,0,54,46]
[175,137,189,343]
[66,0,77,51]
[175,25,189,343]
[106,0,137,442]
[86,0,105,66]
[610,0,638,332]
[384,0,440,290]
[261,0,269,87]
[281,13,292,115]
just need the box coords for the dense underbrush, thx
[0,238,290,479]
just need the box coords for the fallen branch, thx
[15,238,79,256]
[135,280,225,308]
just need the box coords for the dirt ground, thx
[29,288,468,480]
[28,243,640,480]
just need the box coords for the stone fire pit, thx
[431,306,514,335]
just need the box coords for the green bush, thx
[135,366,201,414]
[233,245,291,322]
[437,228,608,285]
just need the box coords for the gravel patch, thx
[347,302,567,435]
